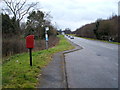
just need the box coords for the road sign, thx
[45,34,48,41]
[45,27,49,31]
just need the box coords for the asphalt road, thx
[65,36,118,88]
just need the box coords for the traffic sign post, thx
[45,34,48,49]
[45,27,49,49]
[26,35,34,66]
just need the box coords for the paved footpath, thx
[36,52,66,88]
[36,39,81,88]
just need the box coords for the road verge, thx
[2,35,74,88]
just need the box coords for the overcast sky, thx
[1,0,119,31]
[35,0,119,31]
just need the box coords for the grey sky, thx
[119,1,120,15]
[1,0,119,31]
[36,0,119,31]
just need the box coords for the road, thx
[65,36,118,88]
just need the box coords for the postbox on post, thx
[26,35,34,66]
[26,35,34,48]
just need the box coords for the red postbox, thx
[26,35,34,48]
[26,35,34,66]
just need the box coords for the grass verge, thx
[78,37,120,45]
[67,34,120,45]
[2,35,74,88]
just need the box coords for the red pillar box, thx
[26,35,34,66]
[26,35,34,48]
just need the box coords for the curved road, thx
[65,36,118,88]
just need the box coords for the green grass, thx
[78,37,120,45]
[66,34,76,37]
[2,35,74,88]
[67,34,120,45]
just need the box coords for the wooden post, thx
[29,48,32,66]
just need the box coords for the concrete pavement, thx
[36,52,66,88]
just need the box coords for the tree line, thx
[73,15,119,42]
[2,10,57,39]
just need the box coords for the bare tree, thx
[44,11,53,22]
[2,0,38,35]
[3,0,38,22]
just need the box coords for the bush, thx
[2,36,59,60]
[2,37,27,57]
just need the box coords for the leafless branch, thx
[14,0,21,12]
[3,0,38,21]
[19,2,38,21]
[3,0,16,17]
[16,0,26,13]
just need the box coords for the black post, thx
[29,48,32,66]
[46,41,48,50]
